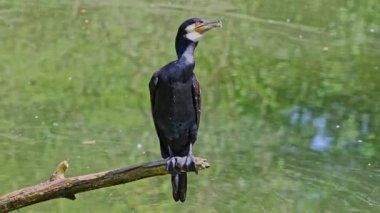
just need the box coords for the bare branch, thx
[50,160,69,181]
[0,157,210,212]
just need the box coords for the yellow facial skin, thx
[185,20,222,42]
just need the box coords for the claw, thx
[166,153,197,174]
[170,155,197,172]
[186,155,198,174]
[167,157,180,175]
[175,157,182,171]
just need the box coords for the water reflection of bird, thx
[149,18,222,202]
[310,116,333,152]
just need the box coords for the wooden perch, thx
[0,157,210,212]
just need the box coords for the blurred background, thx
[0,0,379,212]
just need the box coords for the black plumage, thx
[149,18,221,202]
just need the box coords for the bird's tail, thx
[171,173,187,202]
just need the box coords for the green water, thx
[1,0,380,212]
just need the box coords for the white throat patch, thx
[185,31,203,42]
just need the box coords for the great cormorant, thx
[149,18,222,202]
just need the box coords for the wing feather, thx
[149,71,159,110]
[192,75,201,128]
[149,71,170,158]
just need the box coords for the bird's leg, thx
[171,144,198,174]
[184,143,198,174]
[166,145,198,175]
[166,147,181,175]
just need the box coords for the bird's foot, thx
[166,156,181,175]
[166,154,198,175]
[184,154,198,174]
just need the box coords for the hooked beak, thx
[195,20,223,34]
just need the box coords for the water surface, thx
[0,0,379,212]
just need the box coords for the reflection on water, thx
[361,114,370,135]
[1,0,380,212]
[287,105,376,154]
[287,106,334,151]
[310,116,333,152]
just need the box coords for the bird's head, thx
[177,18,223,43]
[175,18,222,58]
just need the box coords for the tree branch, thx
[0,157,210,212]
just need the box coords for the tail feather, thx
[171,173,187,202]
[171,175,179,202]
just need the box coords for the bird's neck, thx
[175,37,197,64]
[178,43,196,65]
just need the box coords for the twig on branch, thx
[0,157,210,213]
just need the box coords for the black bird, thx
[149,18,222,202]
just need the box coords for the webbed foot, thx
[184,154,198,174]
[166,154,198,175]
[166,156,181,175]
